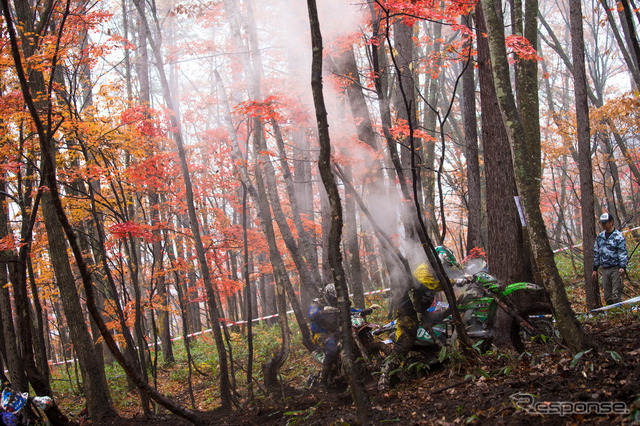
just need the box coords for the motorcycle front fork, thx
[493,297,537,334]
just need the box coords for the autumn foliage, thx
[0,0,637,420]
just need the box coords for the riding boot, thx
[320,364,332,389]
[378,364,391,391]
[378,356,401,391]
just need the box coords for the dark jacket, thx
[309,299,339,334]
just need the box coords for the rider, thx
[401,246,460,353]
[308,284,340,388]
[379,246,460,390]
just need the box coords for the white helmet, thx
[323,283,337,305]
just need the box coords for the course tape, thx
[553,226,640,253]
[49,287,392,365]
[172,287,392,339]
[49,289,640,366]
[582,295,640,316]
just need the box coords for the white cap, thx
[599,213,612,223]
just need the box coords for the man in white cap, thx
[592,213,628,305]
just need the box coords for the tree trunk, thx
[241,185,255,399]
[9,1,116,418]
[598,0,640,88]
[182,240,203,333]
[570,0,599,310]
[133,0,234,409]
[0,181,28,391]
[306,0,370,422]
[41,189,117,420]
[125,240,152,415]
[26,237,50,387]
[480,0,590,354]
[393,19,422,241]
[250,132,295,387]
[462,12,483,253]
[476,4,533,286]
[213,70,315,351]
[258,125,319,309]
[293,130,319,311]
[271,118,324,299]
[343,164,366,309]
[328,46,384,307]
[421,20,443,242]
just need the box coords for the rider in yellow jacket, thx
[379,246,459,390]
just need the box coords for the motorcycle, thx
[307,307,388,388]
[1,382,53,425]
[375,259,556,369]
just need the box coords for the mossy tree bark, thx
[480,0,590,353]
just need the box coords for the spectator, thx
[592,213,628,305]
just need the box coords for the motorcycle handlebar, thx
[372,323,396,336]
[454,277,471,286]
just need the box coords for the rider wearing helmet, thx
[400,246,459,352]
[308,283,340,388]
[435,246,460,269]
[379,246,458,390]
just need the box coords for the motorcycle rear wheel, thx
[509,308,556,353]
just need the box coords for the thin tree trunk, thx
[132,1,233,408]
[271,119,323,297]
[244,1,323,304]
[150,193,173,364]
[570,0,599,310]
[251,128,294,389]
[598,0,640,88]
[241,185,254,400]
[0,180,27,391]
[422,21,442,242]
[343,164,366,308]
[214,69,315,351]
[306,0,370,422]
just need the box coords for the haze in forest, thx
[1,0,639,423]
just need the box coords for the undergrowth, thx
[49,281,639,418]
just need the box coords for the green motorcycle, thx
[376,263,556,362]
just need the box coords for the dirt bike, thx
[1,382,53,425]
[307,308,389,388]
[375,261,556,369]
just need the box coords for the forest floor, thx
[103,305,640,426]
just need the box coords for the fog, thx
[84,0,634,311]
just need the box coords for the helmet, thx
[435,246,460,269]
[323,283,337,306]
[413,263,442,291]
